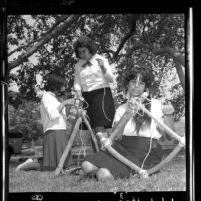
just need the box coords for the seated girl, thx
[81,66,175,181]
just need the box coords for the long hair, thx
[44,72,66,93]
[122,67,154,134]
[73,36,97,59]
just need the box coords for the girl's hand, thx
[96,58,106,74]
[126,98,139,115]
[74,90,82,100]
[162,103,175,115]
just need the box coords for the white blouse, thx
[113,99,164,139]
[40,91,67,133]
[74,53,115,92]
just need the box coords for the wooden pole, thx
[97,132,142,174]
[79,110,99,152]
[97,132,184,178]
[54,117,82,177]
[132,99,184,144]
[147,143,183,175]
[109,111,133,142]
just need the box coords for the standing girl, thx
[73,36,116,149]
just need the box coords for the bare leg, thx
[96,168,114,182]
[81,161,99,175]
[15,158,40,171]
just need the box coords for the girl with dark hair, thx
[81,67,175,181]
[15,73,74,171]
[73,36,116,150]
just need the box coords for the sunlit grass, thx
[9,154,185,192]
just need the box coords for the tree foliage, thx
[8,101,43,142]
[8,14,186,127]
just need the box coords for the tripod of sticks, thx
[54,99,99,177]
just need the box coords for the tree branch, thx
[99,49,115,61]
[8,15,81,71]
[153,47,185,67]
[174,62,185,91]
[115,42,185,91]
[117,43,185,68]
[113,14,140,60]
[8,15,70,57]
[8,38,40,57]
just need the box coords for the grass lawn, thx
[9,153,186,192]
[9,118,186,192]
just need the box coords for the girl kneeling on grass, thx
[15,72,74,171]
[81,66,175,181]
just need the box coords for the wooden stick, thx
[106,145,142,172]
[98,132,184,178]
[133,99,184,144]
[54,117,82,177]
[109,111,133,142]
[97,132,142,173]
[147,143,183,175]
[79,110,99,152]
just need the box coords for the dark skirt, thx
[81,87,115,130]
[42,130,74,171]
[85,136,163,179]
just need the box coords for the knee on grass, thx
[96,168,114,182]
[81,161,98,174]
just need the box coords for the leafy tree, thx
[8,101,43,142]
[8,14,186,122]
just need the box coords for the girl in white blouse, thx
[15,73,74,171]
[81,67,175,181]
[73,36,116,150]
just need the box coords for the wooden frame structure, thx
[54,99,99,176]
[55,97,185,178]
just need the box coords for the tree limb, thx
[8,15,71,57]
[8,15,81,71]
[8,37,41,57]
[153,47,185,67]
[99,49,115,61]
[113,14,140,60]
[174,62,185,90]
[116,42,185,91]
[117,43,185,68]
